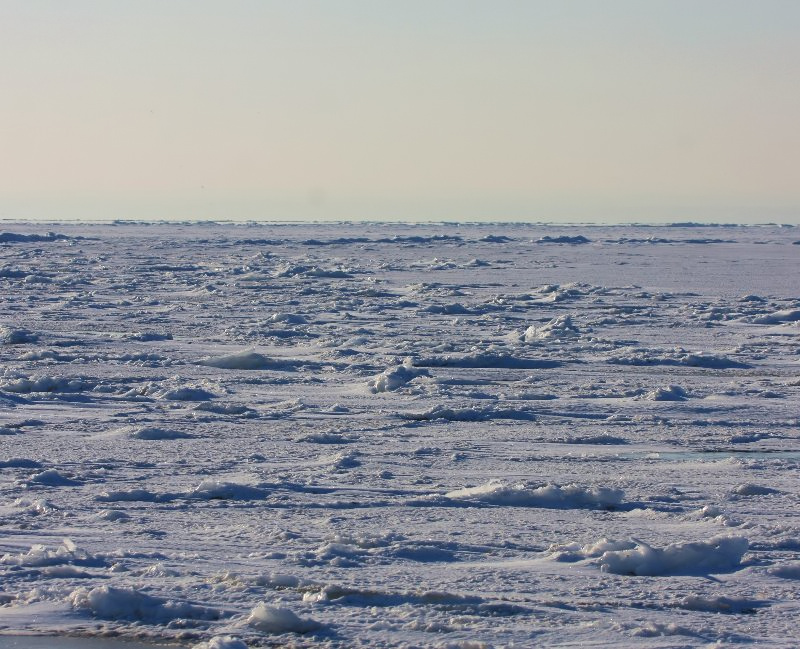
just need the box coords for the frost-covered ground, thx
[1,221,799,648]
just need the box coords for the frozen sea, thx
[0,221,798,648]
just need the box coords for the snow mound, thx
[631,621,696,638]
[0,231,72,243]
[1,539,104,567]
[768,562,800,579]
[403,405,536,422]
[113,331,173,342]
[597,535,748,576]
[158,386,217,401]
[609,348,750,369]
[0,326,38,344]
[0,457,42,468]
[369,359,427,393]
[445,480,623,508]
[190,479,266,500]
[198,350,287,370]
[416,350,560,369]
[644,385,688,401]
[523,315,580,341]
[193,637,249,649]
[269,312,307,324]
[247,603,321,634]
[130,426,193,440]
[28,469,80,486]
[537,235,591,244]
[421,302,471,315]
[678,594,763,613]
[549,538,637,562]
[731,483,779,496]
[562,434,628,445]
[274,263,351,278]
[1,375,91,393]
[96,488,164,502]
[69,585,220,622]
[749,309,800,325]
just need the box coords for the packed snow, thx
[0,221,799,648]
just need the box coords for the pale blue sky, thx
[1,1,799,222]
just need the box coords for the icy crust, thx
[2,222,800,648]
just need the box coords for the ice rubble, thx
[445,480,624,508]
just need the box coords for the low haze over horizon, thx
[2,1,799,224]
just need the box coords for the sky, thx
[1,0,799,223]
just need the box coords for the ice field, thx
[0,221,799,648]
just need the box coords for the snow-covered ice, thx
[1,221,799,647]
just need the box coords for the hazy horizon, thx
[2,1,799,224]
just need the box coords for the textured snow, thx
[1,221,799,648]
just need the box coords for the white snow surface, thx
[1,221,799,648]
